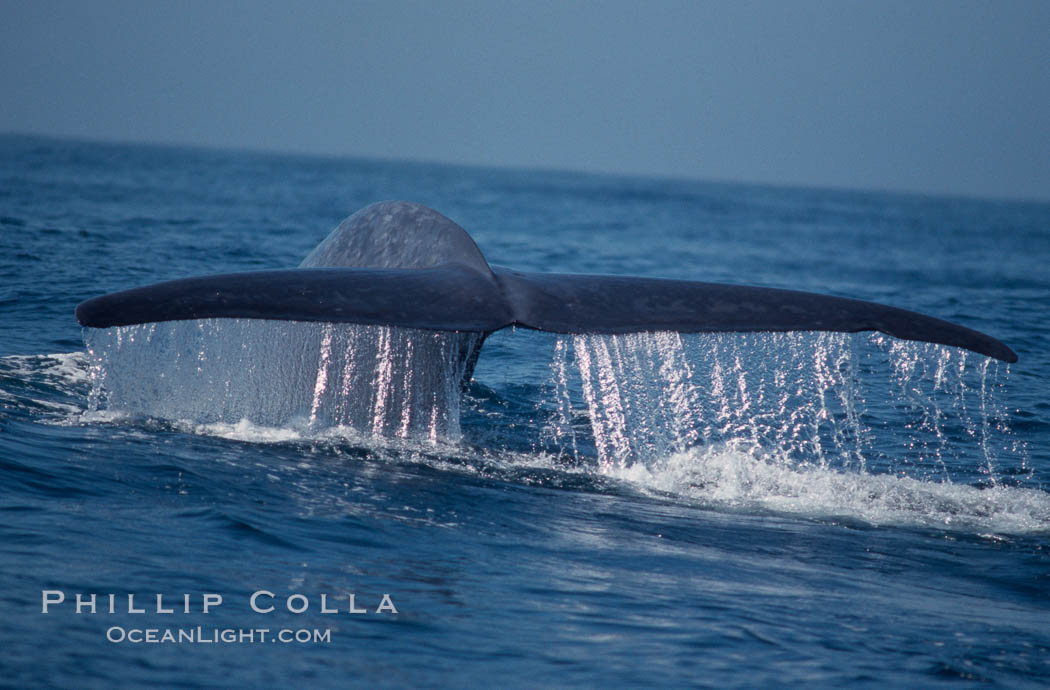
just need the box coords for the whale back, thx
[297,200,495,387]
[300,201,493,274]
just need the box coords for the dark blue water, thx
[2,134,1049,687]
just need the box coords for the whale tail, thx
[74,201,1018,365]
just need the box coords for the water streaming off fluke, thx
[546,331,1022,484]
[531,330,1043,531]
[85,320,481,442]
[83,320,1034,522]
[73,323,1046,532]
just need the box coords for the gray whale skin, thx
[75,201,1018,366]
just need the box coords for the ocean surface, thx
[1,134,1048,687]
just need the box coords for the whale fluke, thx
[74,266,512,332]
[75,201,1018,364]
[494,270,1018,363]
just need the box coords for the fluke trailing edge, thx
[75,201,1018,364]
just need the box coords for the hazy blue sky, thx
[2,0,1047,201]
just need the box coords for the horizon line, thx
[4,129,1047,207]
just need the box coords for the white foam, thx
[613,445,1050,534]
[173,416,473,466]
[0,352,93,418]
[187,418,308,444]
[0,352,92,385]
